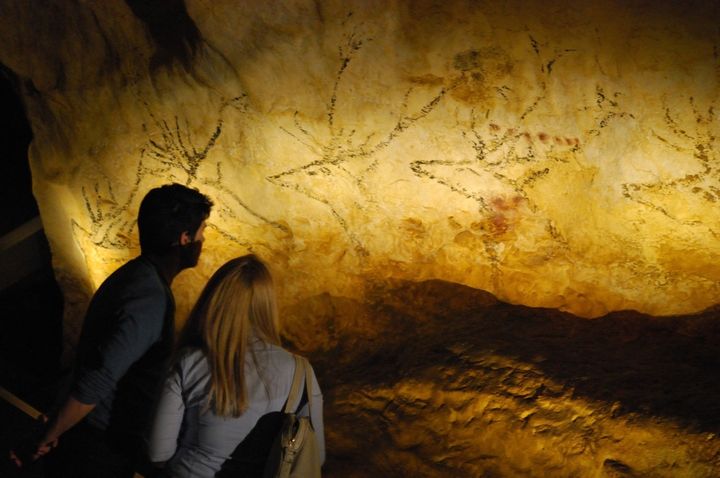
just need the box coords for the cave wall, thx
[2,1,720,476]
[0,0,719,347]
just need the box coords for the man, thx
[29,183,212,477]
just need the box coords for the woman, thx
[148,255,325,477]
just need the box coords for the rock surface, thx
[1,0,719,329]
[298,280,720,477]
[1,1,720,475]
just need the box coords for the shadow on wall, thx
[0,65,36,236]
[124,0,201,72]
[0,63,62,400]
[283,280,720,476]
[286,279,720,432]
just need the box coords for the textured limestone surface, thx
[1,0,719,330]
[297,281,720,477]
[1,0,720,475]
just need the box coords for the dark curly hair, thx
[137,183,213,254]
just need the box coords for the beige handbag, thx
[263,355,322,478]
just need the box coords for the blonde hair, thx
[178,254,281,417]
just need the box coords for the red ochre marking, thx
[491,214,509,234]
[491,195,524,211]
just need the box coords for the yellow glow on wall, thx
[0,0,714,336]
[2,1,720,476]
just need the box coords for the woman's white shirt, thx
[148,341,325,478]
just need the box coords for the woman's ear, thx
[179,231,192,246]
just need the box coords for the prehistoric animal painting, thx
[72,94,288,253]
[411,35,582,212]
[622,96,720,236]
[74,175,140,251]
[409,36,582,277]
[267,27,452,256]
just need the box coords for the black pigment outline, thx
[622,96,719,235]
[408,37,579,282]
[73,93,289,251]
[267,26,452,256]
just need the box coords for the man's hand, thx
[8,438,57,467]
[8,414,54,467]
[11,397,95,468]
[9,449,23,468]
[31,436,59,460]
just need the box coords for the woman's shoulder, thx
[173,347,210,375]
[252,340,293,362]
[251,341,315,373]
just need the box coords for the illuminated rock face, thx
[1,0,719,327]
[1,0,720,476]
